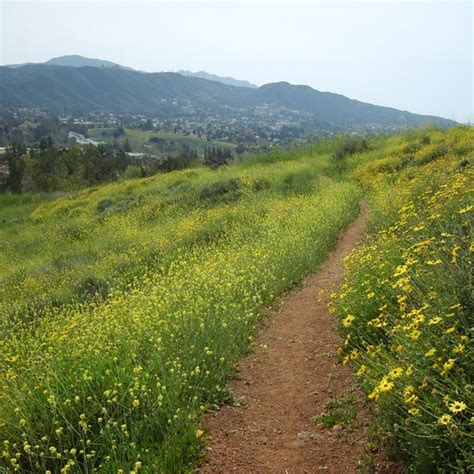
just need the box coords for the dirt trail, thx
[200,202,392,473]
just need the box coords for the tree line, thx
[0,140,234,194]
[0,139,136,193]
[203,146,234,169]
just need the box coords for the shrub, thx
[198,178,240,203]
[280,170,316,195]
[416,143,448,165]
[148,136,164,145]
[75,275,109,301]
[331,137,371,162]
[96,198,114,214]
[123,165,144,179]
[403,142,422,154]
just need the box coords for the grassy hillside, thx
[0,141,361,472]
[0,127,471,472]
[332,127,473,471]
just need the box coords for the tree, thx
[236,143,245,155]
[123,165,143,179]
[158,153,193,172]
[4,143,27,192]
[142,119,153,131]
[204,145,233,169]
[113,127,125,138]
[123,138,132,153]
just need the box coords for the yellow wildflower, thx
[438,414,452,425]
[378,378,394,393]
[342,315,355,327]
[449,401,467,414]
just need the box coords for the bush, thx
[331,137,371,162]
[96,198,114,214]
[416,143,448,165]
[403,142,422,154]
[149,136,164,145]
[75,275,109,301]
[280,170,316,195]
[123,165,144,179]
[198,178,240,203]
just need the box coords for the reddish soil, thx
[200,203,397,473]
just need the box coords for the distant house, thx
[126,152,159,160]
[68,132,103,146]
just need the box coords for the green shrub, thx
[416,143,448,165]
[198,178,240,203]
[332,137,371,161]
[403,142,422,154]
[280,170,316,195]
[96,198,114,214]
[75,275,109,301]
[123,165,144,179]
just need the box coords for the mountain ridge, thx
[5,54,134,70]
[178,70,257,88]
[7,55,257,89]
[46,55,135,71]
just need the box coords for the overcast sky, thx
[1,0,472,122]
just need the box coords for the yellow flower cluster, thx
[333,126,473,470]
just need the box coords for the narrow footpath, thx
[200,203,396,473]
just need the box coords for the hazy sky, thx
[1,0,472,122]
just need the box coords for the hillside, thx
[0,127,472,472]
[0,64,455,127]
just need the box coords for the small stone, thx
[332,424,343,433]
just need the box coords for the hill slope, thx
[0,128,471,473]
[0,64,455,127]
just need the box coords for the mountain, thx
[46,55,134,70]
[0,63,455,128]
[6,55,135,71]
[178,70,257,88]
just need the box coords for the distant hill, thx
[0,63,455,128]
[178,70,257,88]
[46,55,135,70]
[6,55,135,71]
